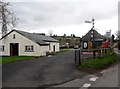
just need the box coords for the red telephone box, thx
[103,41,108,48]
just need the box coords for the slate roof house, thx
[0,30,59,56]
[82,29,105,49]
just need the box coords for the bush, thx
[79,52,117,69]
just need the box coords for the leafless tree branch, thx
[0,1,18,37]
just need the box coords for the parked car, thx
[74,45,79,49]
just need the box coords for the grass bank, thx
[78,52,117,70]
[0,56,35,64]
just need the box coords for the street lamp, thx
[85,18,96,58]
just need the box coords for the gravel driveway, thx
[2,50,87,88]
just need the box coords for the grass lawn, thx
[78,52,117,69]
[0,56,35,64]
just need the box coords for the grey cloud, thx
[11,0,118,29]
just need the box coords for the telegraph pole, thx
[85,18,96,58]
[92,18,96,58]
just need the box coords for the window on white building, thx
[49,44,51,50]
[13,34,15,39]
[25,46,34,52]
[0,45,4,51]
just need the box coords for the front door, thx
[53,45,55,52]
[10,43,19,56]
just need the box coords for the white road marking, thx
[82,83,91,87]
[89,77,98,81]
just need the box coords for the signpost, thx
[85,18,96,58]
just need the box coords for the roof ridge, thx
[15,30,58,43]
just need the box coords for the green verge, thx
[0,56,35,64]
[78,52,117,69]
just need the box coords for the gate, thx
[74,48,112,66]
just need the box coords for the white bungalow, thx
[0,30,59,56]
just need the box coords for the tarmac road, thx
[51,49,120,89]
[2,50,88,88]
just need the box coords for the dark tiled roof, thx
[1,30,58,45]
[82,29,104,41]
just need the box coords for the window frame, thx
[25,45,34,52]
[0,45,5,52]
[13,34,15,39]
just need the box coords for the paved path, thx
[90,62,118,87]
[3,50,87,87]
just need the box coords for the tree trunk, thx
[1,3,7,37]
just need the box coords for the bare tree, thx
[0,1,18,37]
[48,29,53,36]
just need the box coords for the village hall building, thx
[0,30,59,56]
[82,29,105,49]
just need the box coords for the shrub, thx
[79,52,117,69]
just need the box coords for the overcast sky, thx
[4,0,119,37]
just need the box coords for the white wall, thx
[0,31,48,56]
[0,31,60,56]
[40,45,49,56]
[49,42,59,52]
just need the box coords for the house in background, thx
[0,30,59,56]
[82,29,105,49]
